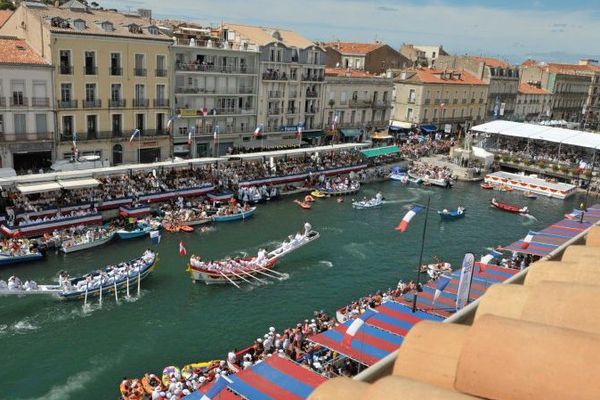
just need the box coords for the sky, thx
[102,0,600,64]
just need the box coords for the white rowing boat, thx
[59,232,116,254]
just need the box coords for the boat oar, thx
[99,276,103,307]
[218,270,241,289]
[234,268,268,284]
[137,269,141,297]
[227,268,260,285]
[114,280,118,303]
[252,266,284,280]
[84,281,88,308]
[255,264,286,277]
[126,275,130,298]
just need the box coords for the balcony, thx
[452,98,458,105]
[110,67,122,76]
[176,63,254,75]
[177,107,256,117]
[155,68,168,77]
[286,108,296,115]
[134,68,147,77]
[289,92,298,98]
[10,97,28,107]
[60,65,73,75]
[305,107,317,114]
[306,91,319,98]
[462,98,467,104]
[268,108,282,115]
[434,99,441,105]
[31,97,50,107]
[132,98,149,108]
[83,99,102,108]
[471,98,476,104]
[262,71,288,81]
[84,66,97,75]
[268,91,284,98]
[407,98,416,104]
[424,99,431,105]
[479,98,484,104]
[349,99,373,108]
[141,129,169,137]
[373,101,391,109]
[109,99,126,108]
[301,75,324,82]
[58,99,78,109]
[153,98,169,107]
[61,131,113,142]
[239,87,254,94]
[0,132,53,142]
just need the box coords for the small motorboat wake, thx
[352,192,384,209]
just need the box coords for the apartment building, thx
[323,41,409,74]
[0,37,54,171]
[224,23,326,144]
[516,82,552,122]
[391,68,488,133]
[520,61,593,123]
[166,23,260,157]
[324,68,393,142]
[436,55,520,120]
[400,44,447,67]
[1,1,172,165]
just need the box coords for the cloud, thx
[100,0,600,62]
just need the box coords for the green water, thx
[0,181,583,399]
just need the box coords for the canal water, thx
[0,181,584,399]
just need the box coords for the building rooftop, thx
[23,1,171,41]
[323,41,383,55]
[0,10,13,28]
[518,82,550,95]
[546,62,600,74]
[224,23,318,49]
[469,56,511,68]
[397,68,486,85]
[0,36,48,65]
[325,67,379,78]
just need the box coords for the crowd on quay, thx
[0,238,40,256]
[398,134,455,160]
[409,163,455,182]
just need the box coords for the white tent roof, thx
[58,178,101,190]
[227,143,368,160]
[471,121,600,150]
[17,182,62,194]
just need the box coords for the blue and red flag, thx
[341,307,379,348]
[432,275,451,305]
[395,205,424,232]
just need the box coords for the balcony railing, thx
[155,68,168,77]
[83,99,102,108]
[132,98,149,107]
[407,98,416,104]
[424,99,431,105]
[0,132,53,142]
[462,98,467,104]
[434,99,441,105]
[349,99,372,108]
[110,67,122,76]
[301,75,324,82]
[61,131,113,142]
[268,108,282,115]
[60,65,73,75]
[141,129,169,137]
[109,99,126,108]
[176,63,254,74]
[58,99,77,109]
[262,72,288,81]
[373,101,391,109]
[31,97,50,107]
[268,91,284,98]
[84,66,97,75]
[10,97,28,107]
[471,98,476,104]
[306,91,319,98]
[153,98,169,107]
[479,98,484,104]
[134,68,147,77]
[289,92,298,98]
[0,97,5,107]
[305,107,317,114]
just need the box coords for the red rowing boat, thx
[491,198,528,214]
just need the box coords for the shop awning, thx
[17,182,62,194]
[419,124,437,133]
[361,146,400,158]
[58,178,100,190]
[340,128,362,137]
[173,144,191,154]
[389,120,414,129]
[372,133,393,140]
[302,130,325,139]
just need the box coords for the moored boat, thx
[310,190,328,198]
[141,374,163,395]
[315,181,360,196]
[480,183,494,190]
[116,223,155,240]
[491,198,528,214]
[294,200,312,209]
[523,191,538,199]
[212,206,256,222]
[0,251,44,266]
[59,231,115,253]
[207,190,234,202]
[437,207,466,220]
[389,166,408,183]
[352,194,384,209]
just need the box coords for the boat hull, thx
[60,234,115,253]
[116,228,153,239]
[437,210,466,220]
[212,207,256,222]
[0,252,44,266]
[188,258,277,284]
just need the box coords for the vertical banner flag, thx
[72,131,78,149]
[395,205,424,232]
[129,128,140,143]
[455,252,475,311]
[179,241,187,256]
[253,124,263,138]
[520,232,535,249]
[166,116,174,134]
[432,275,451,306]
[479,249,502,270]
[296,122,303,138]
[150,230,161,245]
[331,113,339,130]
[213,125,220,143]
[341,308,379,347]
[187,127,194,145]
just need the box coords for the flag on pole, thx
[166,116,174,134]
[479,249,502,271]
[187,127,194,145]
[296,123,303,139]
[520,232,535,249]
[200,375,233,400]
[129,128,140,143]
[213,125,220,143]
[564,209,582,220]
[331,113,339,130]
[395,205,424,232]
[253,124,263,138]
[72,131,77,149]
[455,253,475,311]
[341,308,378,348]
[150,230,161,245]
[432,275,451,306]
[179,241,187,256]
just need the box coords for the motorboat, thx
[315,181,360,196]
[480,183,494,190]
[523,191,538,199]
[352,194,385,209]
[59,231,116,253]
[420,261,452,279]
[491,198,528,214]
[212,206,256,222]
[116,223,156,240]
[0,250,44,266]
[437,207,466,220]
[389,166,408,183]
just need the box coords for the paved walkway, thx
[417,155,484,182]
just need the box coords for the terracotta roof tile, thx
[470,56,510,68]
[325,67,377,78]
[399,68,486,85]
[224,23,317,49]
[0,37,48,65]
[546,63,600,74]
[0,10,13,28]
[323,42,383,55]
[518,83,550,95]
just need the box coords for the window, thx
[87,115,97,135]
[14,114,26,134]
[270,48,275,62]
[408,89,416,103]
[11,80,25,106]
[61,83,72,102]
[85,83,96,102]
[460,108,464,118]
[156,113,164,133]
[62,116,73,135]
[147,26,159,35]
[135,84,145,100]
[352,91,358,101]
[136,113,144,131]
[59,50,71,74]
[134,54,145,76]
[112,114,122,135]
[73,19,86,30]
[361,110,366,123]
[156,55,166,76]
[35,114,47,133]
[0,115,4,133]
[156,84,165,100]
[101,22,114,32]
[451,109,456,118]
[423,109,428,120]
[84,51,96,74]
[112,144,123,165]
[340,91,347,104]
[111,84,121,101]
[110,53,121,75]
[406,108,413,120]
[351,110,356,124]
[433,108,437,119]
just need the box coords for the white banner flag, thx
[455,253,475,311]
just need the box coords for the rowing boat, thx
[187,257,278,284]
[0,251,44,266]
[59,232,115,253]
[352,198,384,209]
[212,207,256,222]
[315,182,360,196]
[179,225,194,232]
[437,207,466,220]
[116,224,155,239]
[181,360,217,379]
[480,183,494,190]
[491,198,528,214]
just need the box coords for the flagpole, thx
[138,131,141,163]
[412,195,430,313]
[584,148,597,212]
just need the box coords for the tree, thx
[0,1,16,11]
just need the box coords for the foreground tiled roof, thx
[398,68,486,85]
[325,67,377,78]
[225,23,317,49]
[518,83,550,95]
[546,63,600,74]
[469,56,510,68]
[324,42,383,55]
[0,10,13,28]
[0,37,48,65]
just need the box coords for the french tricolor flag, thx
[564,209,582,220]
[253,124,263,137]
[432,275,451,305]
[179,241,187,256]
[341,308,378,348]
[479,250,502,268]
[520,232,535,249]
[129,128,140,143]
[395,205,424,232]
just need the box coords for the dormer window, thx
[50,17,70,29]
[100,21,114,32]
[271,30,282,41]
[128,24,143,34]
[147,26,159,35]
[73,19,86,30]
